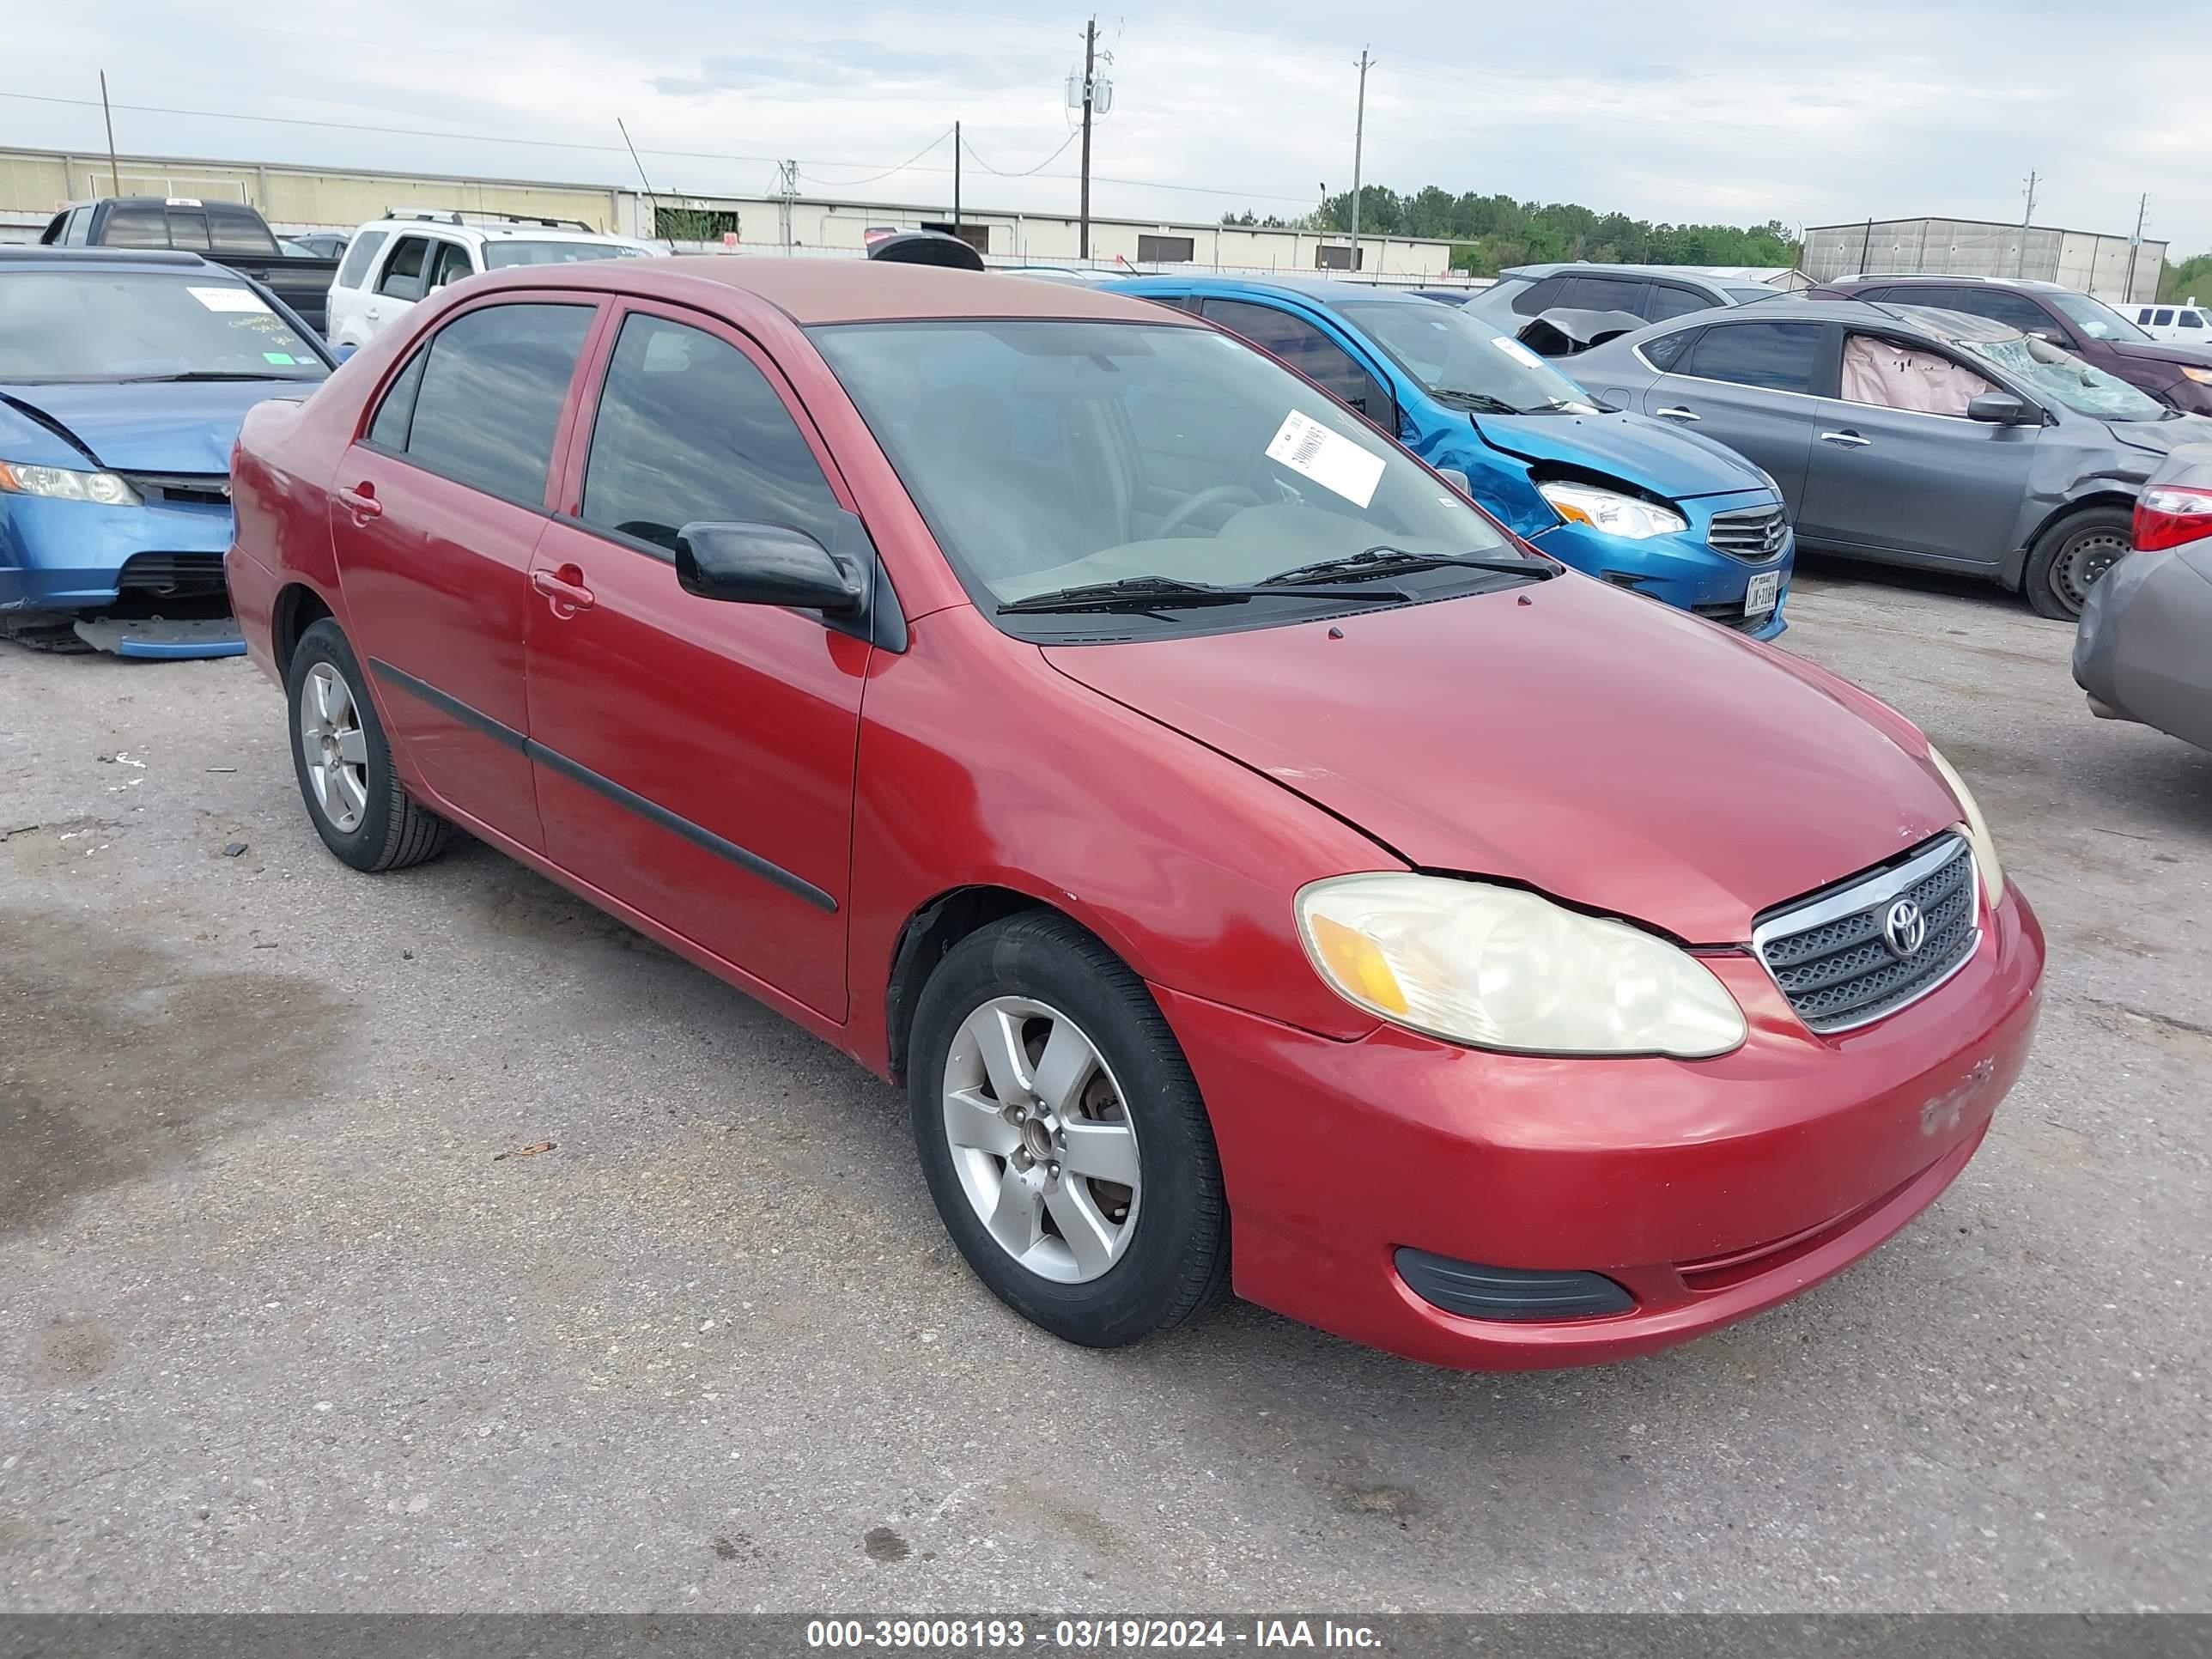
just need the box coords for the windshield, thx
[1959,332,2166,421]
[811,319,1521,627]
[2042,289,2152,343]
[0,270,327,383]
[1333,300,1596,413]
[1726,286,1784,305]
[483,240,638,269]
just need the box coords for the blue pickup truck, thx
[1106,276,1794,637]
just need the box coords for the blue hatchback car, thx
[0,247,332,657]
[1107,277,1794,637]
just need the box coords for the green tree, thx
[2160,252,2212,301]
[1293,183,1802,271]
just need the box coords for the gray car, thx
[1568,300,2212,619]
[2074,444,2212,753]
[1467,263,1790,333]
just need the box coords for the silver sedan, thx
[2074,444,2212,753]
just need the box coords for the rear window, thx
[101,206,170,248]
[209,211,280,255]
[395,302,594,505]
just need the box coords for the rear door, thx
[328,295,603,848]
[326,229,390,346]
[1639,317,1827,510]
[1796,330,2042,567]
[525,301,867,1018]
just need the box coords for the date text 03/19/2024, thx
[804,1619,1384,1650]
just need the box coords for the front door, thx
[526,303,866,1019]
[328,295,602,848]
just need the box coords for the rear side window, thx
[396,303,593,506]
[1644,284,1711,322]
[335,229,387,289]
[1917,286,2056,337]
[102,206,171,248]
[1202,299,1391,422]
[1679,321,1824,393]
[377,236,434,301]
[1641,327,1698,371]
[1510,275,1568,316]
[580,313,842,554]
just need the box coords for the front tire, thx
[2024,506,2132,621]
[286,618,453,872]
[908,911,1231,1347]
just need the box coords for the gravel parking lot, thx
[2,564,2207,1613]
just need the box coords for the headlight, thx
[0,461,141,506]
[2179,366,2212,386]
[1296,873,1746,1058]
[1924,744,2005,903]
[1536,480,1686,539]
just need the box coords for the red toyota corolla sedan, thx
[227,258,2045,1370]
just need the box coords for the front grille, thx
[117,552,228,599]
[1753,834,1979,1033]
[119,471,232,507]
[1692,599,1765,632]
[1708,503,1788,562]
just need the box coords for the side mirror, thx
[1966,392,2031,426]
[1437,466,1473,495]
[675,521,865,615]
[2029,328,2066,346]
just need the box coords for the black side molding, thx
[369,658,837,915]
[1395,1247,1634,1322]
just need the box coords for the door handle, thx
[337,483,381,523]
[1820,430,1872,448]
[1655,405,1700,422]
[531,564,596,616]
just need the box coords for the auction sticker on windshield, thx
[1266,410,1385,508]
[189,286,271,313]
[1492,334,1548,370]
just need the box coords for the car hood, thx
[1042,575,1961,944]
[2106,337,2212,372]
[2103,410,2212,459]
[1472,408,1771,501]
[0,380,317,474]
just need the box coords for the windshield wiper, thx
[1430,390,1522,415]
[115,370,306,383]
[1262,545,1555,586]
[998,574,1411,615]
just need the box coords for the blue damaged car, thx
[0,247,332,658]
[1107,276,1794,637]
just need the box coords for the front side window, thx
[811,319,1525,633]
[581,313,842,554]
[2044,289,2151,343]
[60,207,89,246]
[2182,311,2204,330]
[1840,334,1994,416]
[1557,275,1646,315]
[1138,234,1196,264]
[1334,299,1595,414]
[1203,300,1389,420]
[1678,321,1823,393]
[428,242,476,291]
[0,270,327,383]
[336,229,387,290]
[1956,333,2166,422]
[398,303,593,504]
[377,237,433,301]
[367,350,428,450]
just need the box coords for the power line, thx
[960,129,1078,178]
[798,126,953,189]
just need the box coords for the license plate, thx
[1744,571,1780,618]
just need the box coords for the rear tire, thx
[908,911,1231,1347]
[2023,506,2131,621]
[286,618,453,872]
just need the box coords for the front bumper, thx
[2073,548,2212,754]
[1158,885,2044,1370]
[1528,489,1794,642]
[0,492,234,611]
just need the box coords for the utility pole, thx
[775,160,798,252]
[2019,170,2039,276]
[2125,191,2148,304]
[1348,49,1371,274]
[1078,16,1097,260]
[953,120,962,232]
[99,71,120,195]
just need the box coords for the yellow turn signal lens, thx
[1307,913,1410,1015]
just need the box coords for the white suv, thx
[326,210,659,349]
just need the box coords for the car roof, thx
[1499,263,1729,286]
[0,246,216,273]
[1667,296,2024,343]
[1830,273,2066,294]
[489,256,1199,325]
[1111,274,1433,308]
[365,216,640,246]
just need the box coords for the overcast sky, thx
[11,0,2210,254]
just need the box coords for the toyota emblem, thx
[1882,897,1928,959]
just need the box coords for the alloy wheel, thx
[298,661,371,834]
[940,995,1142,1284]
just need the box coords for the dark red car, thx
[1811,275,2212,415]
[227,258,2045,1370]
